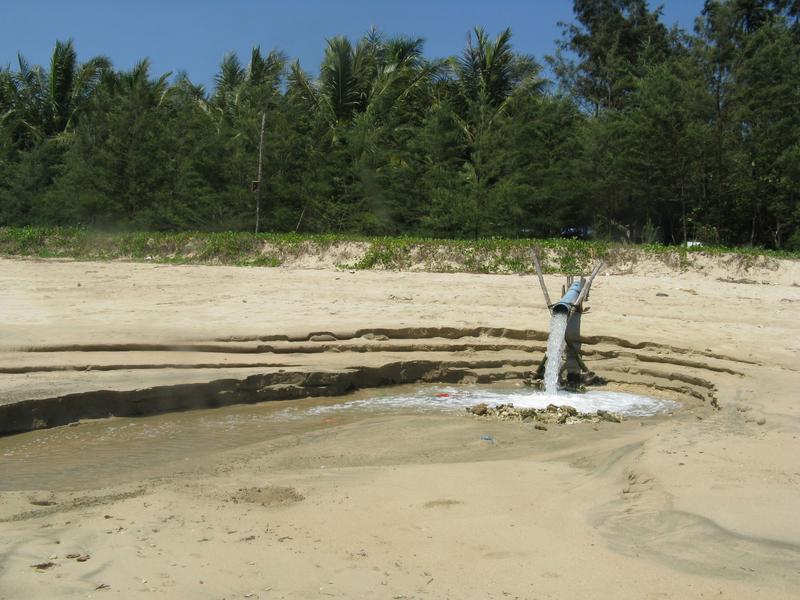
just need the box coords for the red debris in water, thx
[436,393,450,398]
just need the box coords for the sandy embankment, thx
[0,255,799,599]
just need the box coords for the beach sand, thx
[0,255,798,599]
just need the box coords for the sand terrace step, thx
[0,322,751,435]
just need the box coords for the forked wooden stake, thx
[531,250,551,309]
[570,261,604,315]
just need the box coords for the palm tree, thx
[289,31,440,130]
[451,27,542,132]
[10,40,110,140]
[3,55,46,145]
[211,47,287,122]
[111,59,170,102]
[172,71,206,102]
[294,35,370,124]
[246,46,287,89]
[0,66,20,131]
[447,27,543,237]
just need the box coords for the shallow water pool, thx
[0,384,676,491]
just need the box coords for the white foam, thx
[298,387,678,418]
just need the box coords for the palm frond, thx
[76,55,112,93]
[383,36,425,69]
[49,40,78,127]
[287,60,318,105]
[174,71,207,101]
[455,27,539,108]
[322,36,360,121]
[215,53,246,94]
[247,46,287,88]
[154,71,173,106]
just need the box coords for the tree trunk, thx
[254,112,266,234]
[681,178,687,245]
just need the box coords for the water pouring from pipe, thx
[532,253,604,394]
[543,312,569,394]
[543,280,584,394]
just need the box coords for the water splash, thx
[544,312,569,394]
[297,387,678,418]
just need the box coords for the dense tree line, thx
[1,0,799,248]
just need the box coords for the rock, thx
[534,424,548,431]
[756,417,766,426]
[546,404,559,413]
[561,405,578,416]
[496,404,518,419]
[597,410,622,423]
[656,292,668,297]
[29,498,56,507]
[470,403,489,416]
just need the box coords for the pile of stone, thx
[467,402,623,426]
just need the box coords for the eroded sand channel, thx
[0,383,678,491]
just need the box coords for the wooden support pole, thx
[571,260,604,314]
[254,112,266,234]
[534,353,547,379]
[565,340,590,372]
[531,250,552,309]
[583,261,603,303]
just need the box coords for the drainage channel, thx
[0,384,677,492]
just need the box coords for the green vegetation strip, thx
[0,227,796,275]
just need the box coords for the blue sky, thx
[2,0,706,90]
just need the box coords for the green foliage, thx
[2,228,796,275]
[1,6,799,249]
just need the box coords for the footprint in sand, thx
[422,499,463,509]
[229,486,304,506]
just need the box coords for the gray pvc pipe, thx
[551,281,583,315]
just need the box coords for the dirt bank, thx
[0,256,798,598]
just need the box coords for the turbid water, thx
[295,386,677,418]
[0,384,676,492]
[0,394,350,492]
[544,312,569,394]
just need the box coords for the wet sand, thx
[0,255,799,598]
